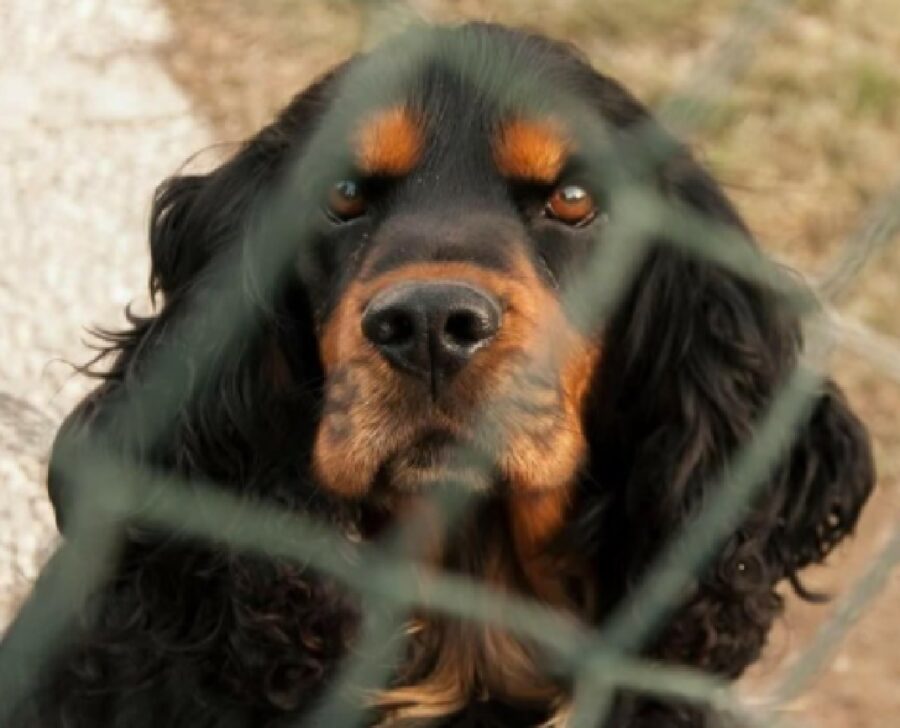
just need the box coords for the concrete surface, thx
[0,0,208,628]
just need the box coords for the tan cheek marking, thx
[318,288,363,375]
[508,489,570,557]
[493,278,600,494]
[355,106,424,177]
[497,286,601,601]
[501,332,600,521]
[508,488,573,606]
[315,286,379,497]
[493,118,572,183]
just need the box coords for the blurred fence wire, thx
[2,1,899,727]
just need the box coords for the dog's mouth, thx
[352,428,504,551]
[375,428,499,496]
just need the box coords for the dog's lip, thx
[372,427,499,492]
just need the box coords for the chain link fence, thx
[2,1,899,726]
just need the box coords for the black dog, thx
[11,22,874,727]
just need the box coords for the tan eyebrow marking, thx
[354,106,424,176]
[493,118,573,183]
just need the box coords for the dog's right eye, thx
[545,184,597,227]
[327,180,367,221]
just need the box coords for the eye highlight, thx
[327,180,367,221]
[545,184,597,226]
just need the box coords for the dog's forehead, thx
[349,61,576,186]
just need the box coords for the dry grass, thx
[159,2,900,726]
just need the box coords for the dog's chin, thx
[382,462,496,496]
[378,431,499,496]
[356,434,499,545]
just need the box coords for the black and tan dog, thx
[13,22,873,728]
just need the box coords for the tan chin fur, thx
[372,622,563,726]
[370,509,586,726]
[539,702,574,728]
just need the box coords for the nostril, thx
[444,310,493,348]
[370,309,415,347]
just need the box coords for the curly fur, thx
[7,22,874,728]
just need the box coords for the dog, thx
[11,22,874,728]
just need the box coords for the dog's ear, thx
[48,68,351,535]
[147,173,209,299]
[767,380,874,581]
[581,144,874,669]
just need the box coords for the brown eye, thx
[327,180,367,221]
[545,184,597,226]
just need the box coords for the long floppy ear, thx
[47,69,349,534]
[765,380,874,585]
[580,145,875,673]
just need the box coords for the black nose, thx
[361,281,502,393]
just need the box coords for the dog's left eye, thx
[545,184,597,226]
[327,180,367,221]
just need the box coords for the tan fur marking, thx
[508,489,569,558]
[373,524,568,725]
[355,106,424,176]
[493,118,573,183]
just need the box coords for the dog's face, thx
[280,29,651,561]
[311,97,604,540]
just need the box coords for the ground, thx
[0,0,208,625]
[1,1,898,726]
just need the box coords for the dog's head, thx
[311,70,611,536]
[49,22,874,699]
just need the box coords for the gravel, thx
[0,0,208,629]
